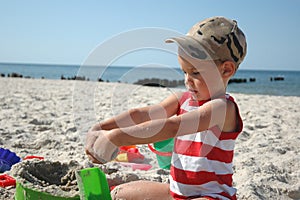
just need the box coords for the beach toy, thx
[118,162,152,171]
[0,160,10,173]
[23,155,44,160]
[119,145,136,152]
[0,148,21,173]
[76,167,112,200]
[0,174,16,188]
[115,146,144,163]
[148,138,174,169]
[15,183,80,200]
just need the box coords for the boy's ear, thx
[221,61,236,78]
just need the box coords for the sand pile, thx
[11,160,81,198]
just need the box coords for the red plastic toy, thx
[0,174,16,188]
[119,145,136,152]
[23,155,44,160]
[117,146,144,163]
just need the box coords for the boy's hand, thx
[85,130,119,164]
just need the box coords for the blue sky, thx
[0,0,299,71]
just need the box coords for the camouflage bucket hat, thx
[166,16,247,67]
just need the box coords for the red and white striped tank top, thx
[170,92,243,200]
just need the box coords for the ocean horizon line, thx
[0,61,299,72]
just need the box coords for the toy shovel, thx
[76,167,112,200]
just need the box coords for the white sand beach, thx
[0,77,299,199]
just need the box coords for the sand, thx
[11,160,82,198]
[0,77,299,199]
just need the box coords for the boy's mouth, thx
[188,88,198,94]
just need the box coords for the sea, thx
[0,62,299,97]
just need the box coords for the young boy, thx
[85,16,247,200]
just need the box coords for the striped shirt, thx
[170,92,243,200]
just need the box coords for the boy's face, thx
[178,55,226,101]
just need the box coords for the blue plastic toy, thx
[0,148,21,173]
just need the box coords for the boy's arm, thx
[108,98,234,146]
[85,92,182,163]
[91,92,182,131]
[86,98,235,163]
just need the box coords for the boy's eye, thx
[192,71,200,75]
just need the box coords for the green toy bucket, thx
[15,182,80,200]
[148,138,174,169]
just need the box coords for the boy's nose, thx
[185,74,194,85]
[186,73,194,81]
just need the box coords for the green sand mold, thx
[15,182,80,200]
[76,167,112,200]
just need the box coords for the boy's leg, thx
[111,180,173,200]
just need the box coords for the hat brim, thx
[165,36,215,61]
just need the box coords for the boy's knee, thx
[110,181,172,200]
[110,185,126,200]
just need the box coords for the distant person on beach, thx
[85,16,247,200]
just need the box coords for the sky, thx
[0,0,299,71]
